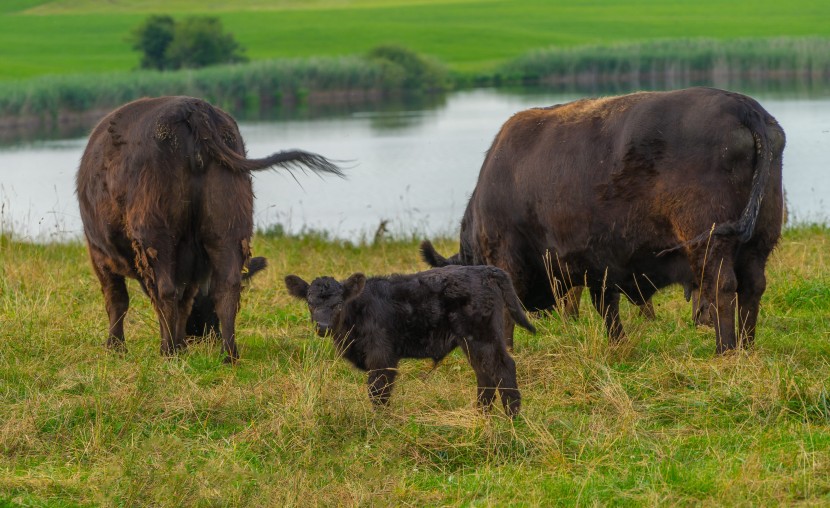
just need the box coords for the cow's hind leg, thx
[589,287,626,343]
[735,250,769,349]
[205,246,244,363]
[691,242,739,354]
[89,248,129,352]
[141,247,185,357]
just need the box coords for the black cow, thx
[284,265,536,417]
[422,87,784,353]
[77,96,342,363]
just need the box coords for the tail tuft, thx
[243,256,268,280]
[420,240,449,267]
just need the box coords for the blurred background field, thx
[3,0,830,79]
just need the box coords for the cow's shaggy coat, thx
[77,96,342,362]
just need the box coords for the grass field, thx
[3,0,830,80]
[1,226,829,505]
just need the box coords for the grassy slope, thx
[1,227,829,505]
[3,0,830,79]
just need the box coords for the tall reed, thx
[496,37,830,90]
[0,53,444,119]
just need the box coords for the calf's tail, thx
[492,269,536,334]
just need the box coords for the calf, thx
[284,265,536,417]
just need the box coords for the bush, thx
[130,15,247,70]
[368,45,450,92]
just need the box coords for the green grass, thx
[1,226,829,505]
[3,0,830,80]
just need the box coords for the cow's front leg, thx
[589,287,626,343]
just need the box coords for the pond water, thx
[1,88,828,243]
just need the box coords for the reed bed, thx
[497,37,830,90]
[0,56,390,118]
[4,37,830,125]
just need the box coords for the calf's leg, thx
[365,348,398,406]
[459,337,521,417]
[502,309,515,349]
[367,368,398,406]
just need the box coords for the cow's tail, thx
[222,146,344,178]
[661,108,774,255]
[242,256,268,281]
[187,100,345,178]
[492,268,536,334]
[716,113,772,244]
[420,240,461,267]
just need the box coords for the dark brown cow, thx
[285,265,535,417]
[77,96,342,362]
[422,87,784,354]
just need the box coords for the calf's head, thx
[285,273,366,336]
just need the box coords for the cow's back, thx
[77,96,254,274]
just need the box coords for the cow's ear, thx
[343,273,366,301]
[284,275,310,300]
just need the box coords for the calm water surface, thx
[1,88,828,242]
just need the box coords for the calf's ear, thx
[284,275,310,300]
[343,273,366,301]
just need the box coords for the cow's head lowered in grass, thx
[284,265,534,417]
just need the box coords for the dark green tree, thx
[130,15,175,70]
[130,15,247,70]
[166,17,247,69]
